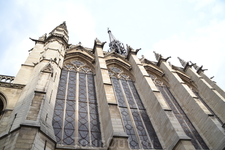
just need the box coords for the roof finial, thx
[107,28,126,55]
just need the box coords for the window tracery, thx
[52,60,102,147]
[109,66,162,149]
[148,72,209,150]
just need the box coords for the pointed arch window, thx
[0,93,6,120]
[52,60,102,147]
[148,73,209,150]
[109,66,162,149]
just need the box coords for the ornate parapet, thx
[0,75,25,89]
[0,75,14,83]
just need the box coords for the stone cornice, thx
[64,51,94,63]
[45,34,69,47]
[0,82,25,89]
[106,59,132,71]
[144,65,164,77]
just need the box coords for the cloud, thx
[149,19,225,89]
[0,0,96,76]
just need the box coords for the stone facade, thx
[0,22,225,150]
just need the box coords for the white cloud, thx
[212,2,224,16]
[149,19,225,89]
[188,0,216,10]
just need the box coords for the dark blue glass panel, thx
[121,79,137,109]
[111,78,127,107]
[120,108,140,149]
[159,86,209,149]
[128,81,145,110]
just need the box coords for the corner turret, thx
[47,21,69,44]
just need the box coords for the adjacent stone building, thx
[0,22,224,150]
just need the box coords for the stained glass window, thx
[148,73,209,150]
[52,60,102,147]
[109,66,162,149]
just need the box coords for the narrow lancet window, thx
[109,66,162,149]
[52,60,102,147]
[148,73,209,150]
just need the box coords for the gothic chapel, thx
[0,22,224,150]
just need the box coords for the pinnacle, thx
[177,57,187,67]
[49,21,68,34]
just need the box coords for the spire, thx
[177,57,187,67]
[48,21,69,43]
[50,21,68,34]
[178,57,193,71]
[59,21,68,32]
[153,51,162,62]
[107,28,126,55]
[153,51,171,66]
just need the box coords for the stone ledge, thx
[0,82,25,89]
[169,137,192,150]
[34,90,46,94]
[21,64,34,67]
[108,102,117,106]
[113,132,128,138]
[103,82,112,86]
[164,109,172,111]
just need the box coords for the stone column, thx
[127,47,194,150]
[93,39,129,150]
[158,55,225,150]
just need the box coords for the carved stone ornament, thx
[153,51,171,66]
[93,38,106,54]
[177,57,193,71]
[64,60,93,73]
[126,44,141,60]
[108,66,131,80]
[190,61,208,73]
[41,63,53,74]
[148,73,165,86]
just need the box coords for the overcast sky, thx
[0,0,225,90]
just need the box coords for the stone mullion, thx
[86,73,92,146]
[61,71,69,144]
[160,61,225,150]
[185,67,225,125]
[75,71,79,146]
[126,80,153,148]
[128,53,195,150]
[118,80,143,149]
